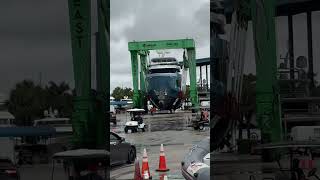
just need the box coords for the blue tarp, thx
[110,101,128,106]
[0,127,56,137]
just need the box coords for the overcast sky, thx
[242,12,320,80]
[0,1,100,98]
[110,0,210,92]
[0,1,319,98]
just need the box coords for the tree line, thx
[111,87,133,100]
[6,80,73,126]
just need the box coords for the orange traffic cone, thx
[141,148,151,178]
[156,144,170,172]
[143,170,150,179]
[134,158,143,180]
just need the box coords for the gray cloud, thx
[243,12,320,84]
[0,0,101,96]
[110,0,210,91]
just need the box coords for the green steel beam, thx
[187,49,199,109]
[139,53,147,108]
[68,0,92,148]
[128,39,195,51]
[130,51,140,108]
[139,54,147,93]
[251,0,282,143]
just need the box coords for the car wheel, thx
[127,148,136,164]
[124,127,128,133]
[194,126,199,130]
[142,128,145,132]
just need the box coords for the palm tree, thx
[8,80,46,125]
[44,81,72,117]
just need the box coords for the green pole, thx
[94,0,108,148]
[140,54,147,108]
[130,51,140,108]
[187,48,199,110]
[68,0,91,148]
[251,0,282,143]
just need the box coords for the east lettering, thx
[74,9,83,20]
[76,35,84,48]
[75,22,84,34]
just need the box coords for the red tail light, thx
[5,169,17,176]
[88,164,98,171]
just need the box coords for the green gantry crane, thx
[211,0,282,156]
[128,39,199,110]
[67,0,109,149]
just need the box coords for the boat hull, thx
[146,73,182,110]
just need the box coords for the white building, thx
[0,111,15,127]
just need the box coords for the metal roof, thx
[255,140,320,149]
[0,127,56,137]
[0,111,14,119]
[276,0,320,16]
[126,108,145,112]
[216,0,320,23]
[53,149,109,160]
[196,58,210,66]
[178,58,210,67]
[110,101,129,106]
[33,117,70,122]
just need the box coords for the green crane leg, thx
[140,54,147,108]
[68,0,92,148]
[94,0,108,148]
[187,49,199,110]
[130,51,140,108]
[251,0,282,143]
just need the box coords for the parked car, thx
[110,132,136,166]
[0,157,20,180]
[181,137,210,180]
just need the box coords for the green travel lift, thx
[67,0,109,148]
[128,39,199,110]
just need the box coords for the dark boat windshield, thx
[149,68,179,73]
[151,57,177,63]
[147,75,181,90]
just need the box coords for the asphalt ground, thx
[110,111,210,180]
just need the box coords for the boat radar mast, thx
[156,50,170,57]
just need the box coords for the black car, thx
[0,157,20,180]
[110,132,136,166]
